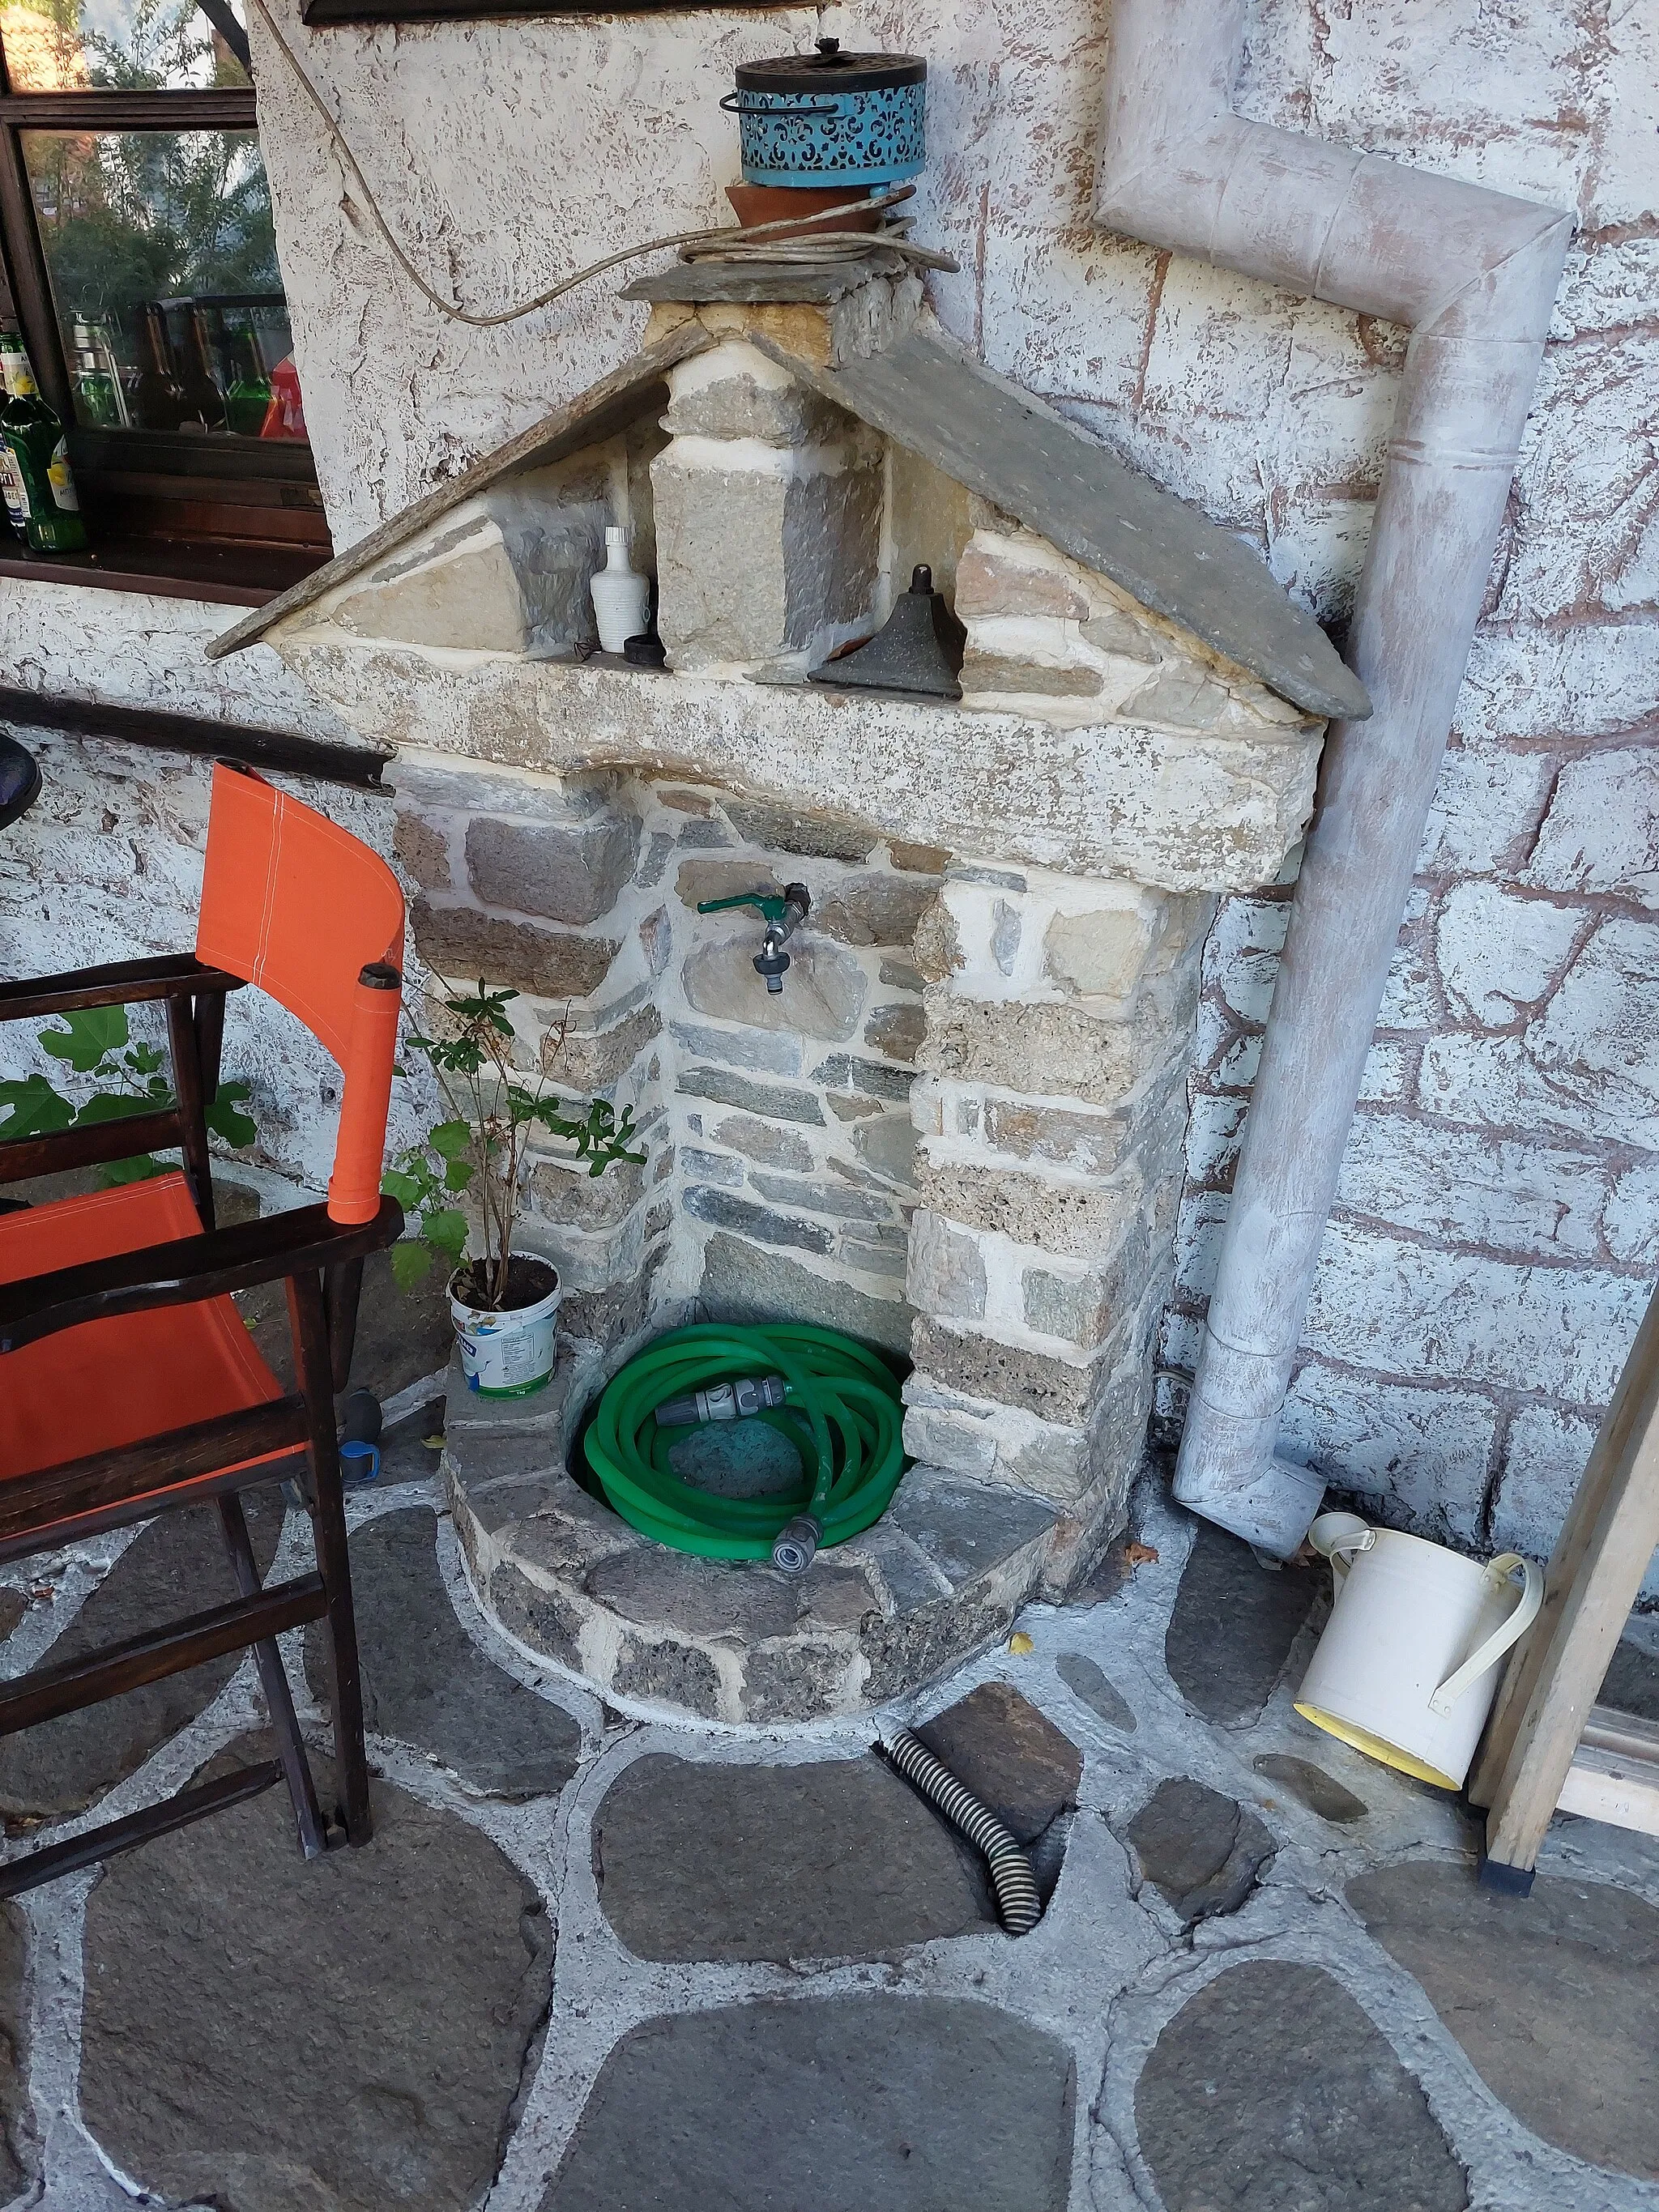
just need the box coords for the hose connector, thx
[655,1374,787,1427]
[771,1515,821,1575]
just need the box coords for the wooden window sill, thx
[0,537,331,609]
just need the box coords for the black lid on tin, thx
[735,36,925,95]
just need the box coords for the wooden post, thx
[1469,1277,1659,1888]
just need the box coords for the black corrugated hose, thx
[881,1728,1043,1936]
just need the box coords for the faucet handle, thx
[697,887,790,920]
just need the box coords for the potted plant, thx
[384,977,645,1397]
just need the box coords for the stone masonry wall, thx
[394,749,936,1371]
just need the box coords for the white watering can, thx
[1294,1513,1543,1792]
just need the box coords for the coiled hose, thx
[582,1322,906,1568]
[882,1728,1043,1935]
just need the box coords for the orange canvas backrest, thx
[195,762,405,1226]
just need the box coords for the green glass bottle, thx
[224,326,273,438]
[0,330,88,555]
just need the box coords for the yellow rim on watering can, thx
[1290,1701,1465,1791]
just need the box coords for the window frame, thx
[0,27,330,601]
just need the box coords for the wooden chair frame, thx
[0,950,403,1895]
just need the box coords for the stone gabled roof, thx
[206,321,715,663]
[757,327,1371,722]
[210,264,1368,722]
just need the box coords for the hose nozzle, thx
[771,1515,821,1575]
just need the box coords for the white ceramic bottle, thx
[590,526,650,654]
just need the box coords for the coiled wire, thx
[881,1728,1043,1936]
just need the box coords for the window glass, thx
[0,0,249,93]
[23,126,304,440]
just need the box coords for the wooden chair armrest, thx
[0,1197,404,1353]
[0,954,244,1025]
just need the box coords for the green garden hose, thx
[582,1322,907,1572]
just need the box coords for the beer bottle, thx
[0,328,88,555]
[224,325,272,437]
[179,308,226,431]
[131,305,186,431]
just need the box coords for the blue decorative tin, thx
[724,40,927,190]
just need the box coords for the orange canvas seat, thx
[0,1173,282,1485]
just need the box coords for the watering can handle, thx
[1427,1555,1544,1717]
[1308,1511,1375,1584]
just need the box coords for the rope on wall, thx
[242,0,950,328]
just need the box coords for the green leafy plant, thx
[384,978,646,1308]
[0,1004,258,1183]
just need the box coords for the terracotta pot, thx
[725,181,884,241]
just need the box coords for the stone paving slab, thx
[0,1491,284,1822]
[1135,1960,1468,2212]
[1055,1652,1137,1732]
[1252,1751,1368,1825]
[0,1903,32,2201]
[541,1995,1076,2211]
[914,1680,1082,1847]
[303,1507,582,1799]
[1121,1775,1277,1925]
[592,1753,993,1961]
[1349,1860,1659,2179]
[79,1736,556,2212]
[1163,1520,1321,1723]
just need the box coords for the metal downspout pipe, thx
[1094,0,1575,1555]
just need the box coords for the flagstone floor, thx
[0,1405,1656,2212]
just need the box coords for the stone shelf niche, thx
[220,256,1357,1722]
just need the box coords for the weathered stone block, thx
[392,812,451,892]
[748,1172,897,1224]
[1022,1267,1112,1348]
[699,1230,913,1354]
[546,1004,660,1090]
[684,1187,834,1255]
[676,857,788,910]
[954,538,1090,621]
[889,841,950,875]
[851,1111,917,1185]
[684,931,865,1042]
[979,1097,1137,1177]
[464,810,639,926]
[814,874,939,948]
[864,1001,925,1062]
[960,653,1102,698]
[1435,880,1587,1026]
[713,1113,814,1170]
[917,993,1180,1108]
[676,1067,826,1124]
[1043,905,1159,1000]
[526,1153,645,1229]
[906,1211,988,1322]
[911,1319,1100,1425]
[412,898,616,999]
[810,1052,914,1102]
[915,1156,1138,1259]
[653,432,882,669]
[721,799,877,861]
[670,1017,802,1076]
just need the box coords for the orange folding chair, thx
[0,761,406,1893]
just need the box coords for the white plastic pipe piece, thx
[1094,0,1574,1556]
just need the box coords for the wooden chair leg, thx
[288,1268,373,1848]
[215,1493,326,1859]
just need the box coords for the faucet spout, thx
[753,882,810,992]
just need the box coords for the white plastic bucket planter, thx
[1294,1512,1543,1791]
[450,1258,561,1397]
